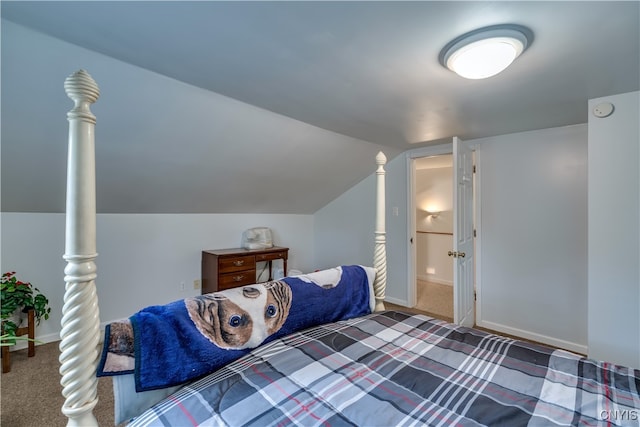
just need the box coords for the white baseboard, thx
[7,330,60,352]
[7,320,113,352]
[417,275,453,286]
[384,296,410,307]
[476,319,588,355]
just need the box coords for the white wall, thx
[313,175,375,270]
[473,124,588,353]
[0,213,313,343]
[317,125,591,355]
[587,91,640,368]
[314,153,409,304]
[1,20,397,215]
[416,233,453,285]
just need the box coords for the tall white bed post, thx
[60,69,101,427]
[373,151,387,312]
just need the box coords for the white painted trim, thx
[7,319,112,352]
[406,155,417,308]
[476,319,588,355]
[473,146,483,325]
[416,275,453,286]
[7,331,61,352]
[405,143,453,310]
[384,296,410,307]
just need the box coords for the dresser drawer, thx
[218,271,256,290]
[256,251,287,262]
[219,256,256,273]
[202,247,289,294]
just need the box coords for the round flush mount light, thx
[439,24,533,79]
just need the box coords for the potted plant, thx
[0,271,51,345]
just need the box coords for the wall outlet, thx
[180,281,186,291]
[426,267,435,275]
[193,279,201,290]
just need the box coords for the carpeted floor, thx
[415,279,453,322]
[1,341,116,427]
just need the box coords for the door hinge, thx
[473,165,476,173]
[473,229,477,238]
[474,291,477,301]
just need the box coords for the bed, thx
[59,70,640,426]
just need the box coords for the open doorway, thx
[407,140,476,327]
[413,154,454,321]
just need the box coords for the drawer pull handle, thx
[232,260,245,266]
[233,275,244,282]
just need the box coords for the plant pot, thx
[21,305,34,314]
[4,311,24,329]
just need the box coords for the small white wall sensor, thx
[592,102,614,118]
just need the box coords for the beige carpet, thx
[1,341,116,427]
[415,279,453,322]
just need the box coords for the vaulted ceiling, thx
[2,1,638,213]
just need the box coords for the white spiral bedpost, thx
[60,69,101,427]
[373,151,387,311]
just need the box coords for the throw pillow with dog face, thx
[98,265,374,392]
[184,281,292,350]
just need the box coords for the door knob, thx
[448,251,457,257]
[458,252,466,258]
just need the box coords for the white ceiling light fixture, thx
[439,24,533,79]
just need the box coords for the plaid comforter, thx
[129,311,640,426]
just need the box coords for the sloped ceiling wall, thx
[5,1,637,215]
[5,1,639,150]
[1,21,401,214]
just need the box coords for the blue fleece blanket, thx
[97,265,375,391]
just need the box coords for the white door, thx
[453,137,475,327]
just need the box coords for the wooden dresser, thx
[201,246,289,294]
